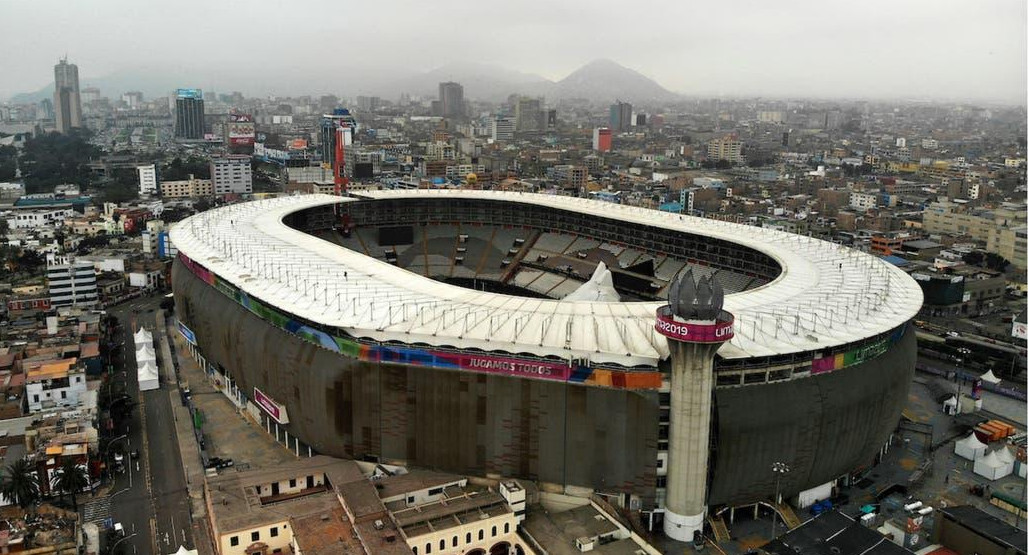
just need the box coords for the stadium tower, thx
[655,270,735,542]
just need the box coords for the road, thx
[102,293,194,554]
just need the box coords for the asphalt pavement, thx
[95,293,193,555]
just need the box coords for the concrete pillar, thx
[662,336,721,542]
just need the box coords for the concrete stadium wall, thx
[708,324,917,505]
[172,259,659,501]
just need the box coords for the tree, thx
[16,249,44,271]
[19,128,100,193]
[1,458,41,509]
[0,144,17,181]
[51,459,89,510]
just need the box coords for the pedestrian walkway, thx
[82,496,111,525]
[708,514,730,543]
[773,502,802,529]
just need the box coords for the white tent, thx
[980,370,1001,384]
[973,450,1010,481]
[138,359,159,391]
[954,432,988,460]
[134,328,153,346]
[563,262,621,302]
[996,446,1016,474]
[168,546,199,555]
[135,345,156,363]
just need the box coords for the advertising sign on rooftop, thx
[176,88,203,99]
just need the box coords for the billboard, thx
[254,387,289,424]
[176,88,202,99]
[227,114,256,146]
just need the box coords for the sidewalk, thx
[158,312,303,554]
[157,312,214,555]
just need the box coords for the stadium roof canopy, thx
[170,192,923,367]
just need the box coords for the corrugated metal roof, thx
[170,192,922,366]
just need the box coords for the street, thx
[95,293,194,554]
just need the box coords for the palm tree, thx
[1,458,40,509]
[51,459,90,510]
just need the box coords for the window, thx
[270,527,278,537]
[428,487,443,496]
[426,543,431,554]
[479,530,484,541]
[413,548,418,555]
[230,536,239,547]
[452,536,458,548]
[492,526,497,537]
[466,533,471,544]
[251,531,259,542]
[289,479,297,488]
[61,391,67,399]
[439,539,445,550]
[33,395,38,403]
[504,523,509,534]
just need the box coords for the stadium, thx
[170,190,922,518]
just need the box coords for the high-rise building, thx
[319,109,357,168]
[174,88,205,140]
[122,91,144,109]
[514,97,542,132]
[438,82,464,118]
[210,155,253,195]
[38,98,54,121]
[609,100,632,132]
[592,127,612,152]
[491,117,514,142]
[47,256,98,307]
[53,58,82,133]
[137,164,158,195]
[706,134,743,165]
[356,96,381,112]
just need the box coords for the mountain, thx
[387,59,680,103]
[549,59,679,102]
[386,62,550,101]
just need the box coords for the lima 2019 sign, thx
[654,311,735,343]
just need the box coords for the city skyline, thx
[0,0,1025,104]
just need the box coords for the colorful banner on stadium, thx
[178,253,688,391]
[177,321,197,345]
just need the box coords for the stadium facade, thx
[170,191,922,521]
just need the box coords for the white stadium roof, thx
[170,191,923,367]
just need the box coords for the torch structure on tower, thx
[655,269,735,543]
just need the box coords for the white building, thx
[491,117,514,142]
[425,141,456,161]
[6,208,72,230]
[849,192,877,212]
[26,361,87,413]
[0,182,24,200]
[210,155,253,195]
[141,220,166,256]
[47,257,99,307]
[137,164,158,195]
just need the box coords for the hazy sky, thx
[1,0,1025,103]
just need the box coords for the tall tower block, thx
[655,270,735,542]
